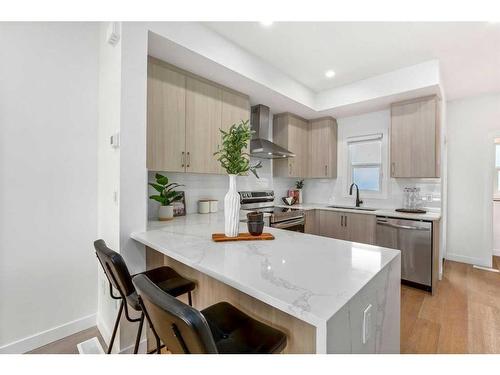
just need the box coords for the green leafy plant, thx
[214,120,262,177]
[149,173,184,206]
[296,179,304,189]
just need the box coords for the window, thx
[495,143,500,197]
[347,134,383,193]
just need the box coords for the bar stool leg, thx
[188,291,192,306]
[156,334,162,354]
[107,300,124,354]
[133,313,145,354]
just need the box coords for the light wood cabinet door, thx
[319,210,346,240]
[309,117,337,178]
[273,113,309,178]
[185,77,222,174]
[221,90,250,173]
[304,210,319,235]
[147,60,186,171]
[391,96,440,178]
[344,212,376,245]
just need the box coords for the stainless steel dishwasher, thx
[376,217,432,291]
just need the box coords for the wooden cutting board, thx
[212,233,275,242]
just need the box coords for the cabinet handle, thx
[341,215,344,227]
[289,162,292,176]
[391,162,395,175]
[344,215,347,227]
[181,151,185,168]
[325,165,328,176]
[187,152,190,168]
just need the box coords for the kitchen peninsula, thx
[131,213,401,354]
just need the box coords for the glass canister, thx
[403,187,411,209]
[406,187,421,210]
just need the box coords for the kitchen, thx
[134,32,441,353]
[1,14,500,366]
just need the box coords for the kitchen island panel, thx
[326,256,400,353]
[146,246,316,353]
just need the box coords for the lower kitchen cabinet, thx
[319,210,346,240]
[304,210,320,235]
[345,212,376,245]
[309,209,376,245]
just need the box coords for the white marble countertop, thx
[276,203,441,221]
[133,212,400,328]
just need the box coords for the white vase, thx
[158,205,174,221]
[298,189,303,204]
[224,174,240,237]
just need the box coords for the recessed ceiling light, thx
[260,21,273,27]
[325,70,336,79]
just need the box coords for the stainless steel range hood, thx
[250,104,295,159]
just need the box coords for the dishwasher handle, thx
[376,220,429,231]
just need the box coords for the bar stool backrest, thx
[133,274,218,354]
[94,239,135,298]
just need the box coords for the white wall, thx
[0,23,99,352]
[446,92,500,267]
[303,110,441,209]
[96,22,122,348]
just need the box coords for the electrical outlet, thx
[363,304,372,344]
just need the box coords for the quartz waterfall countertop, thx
[276,203,441,221]
[132,212,400,327]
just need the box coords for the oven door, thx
[271,218,305,232]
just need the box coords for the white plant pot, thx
[224,174,240,237]
[158,205,174,221]
[298,189,303,204]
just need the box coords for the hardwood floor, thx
[401,256,500,353]
[27,257,500,354]
[27,326,107,354]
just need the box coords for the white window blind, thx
[349,138,382,165]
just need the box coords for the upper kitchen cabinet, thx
[146,57,250,174]
[309,117,338,178]
[273,113,310,178]
[147,58,186,172]
[221,89,250,172]
[185,76,222,174]
[221,89,250,131]
[390,96,441,178]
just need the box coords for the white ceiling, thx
[203,22,500,100]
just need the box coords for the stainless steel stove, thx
[239,191,305,232]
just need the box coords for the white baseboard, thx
[445,253,492,268]
[0,313,96,354]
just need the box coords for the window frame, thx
[495,143,500,199]
[344,133,387,199]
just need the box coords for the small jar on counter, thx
[198,200,210,214]
[209,200,218,213]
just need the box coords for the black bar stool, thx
[132,274,287,354]
[94,239,196,354]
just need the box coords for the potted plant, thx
[149,173,184,221]
[214,120,262,237]
[295,179,304,204]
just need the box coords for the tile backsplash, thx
[301,177,441,210]
[148,158,296,217]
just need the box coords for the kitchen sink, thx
[327,205,377,212]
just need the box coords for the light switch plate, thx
[363,304,372,344]
[110,132,120,148]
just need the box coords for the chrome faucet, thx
[349,183,363,207]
